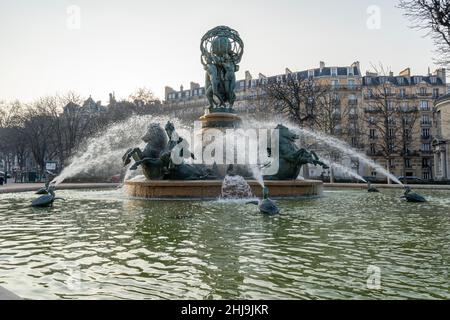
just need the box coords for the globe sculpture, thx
[201,26,244,112]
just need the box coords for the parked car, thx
[397,176,424,183]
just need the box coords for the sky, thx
[0,0,445,103]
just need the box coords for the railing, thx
[420,121,432,126]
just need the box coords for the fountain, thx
[124,26,327,200]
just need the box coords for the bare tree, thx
[398,0,450,64]
[363,66,420,182]
[263,75,330,129]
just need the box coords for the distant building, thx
[433,93,450,180]
[163,63,447,181]
[63,95,107,115]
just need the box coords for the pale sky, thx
[0,0,444,103]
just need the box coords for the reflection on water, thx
[0,188,448,299]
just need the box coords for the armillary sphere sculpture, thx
[201,26,244,112]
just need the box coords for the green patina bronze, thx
[201,26,243,112]
[264,124,329,180]
[122,122,216,180]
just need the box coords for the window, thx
[331,68,338,77]
[433,88,439,98]
[422,158,431,168]
[405,159,412,168]
[398,77,404,85]
[331,79,339,88]
[384,87,391,95]
[351,137,357,147]
[430,77,437,84]
[423,171,431,180]
[420,100,429,111]
[348,79,356,89]
[400,88,406,98]
[348,67,354,76]
[414,76,422,83]
[371,171,377,177]
[388,101,394,110]
[388,128,395,138]
[308,69,315,78]
[422,128,430,138]
[421,114,430,125]
[422,143,431,151]
[366,77,371,85]
[370,144,376,154]
[367,89,373,98]
[420,87,427,95]
[369,116,375,124]
[369,129,376,139]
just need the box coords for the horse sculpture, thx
[264,124,329,180]
[122,122,216,180]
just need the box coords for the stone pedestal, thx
[124,179,323,200]
[199,111,242,129]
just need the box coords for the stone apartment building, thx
[163,62,447,181]
[433,92,450,180]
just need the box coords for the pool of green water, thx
[0,188,448,299]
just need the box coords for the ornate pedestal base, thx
[124,180,323,200]
[199,112,242,129]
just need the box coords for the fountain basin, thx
[125,179,323,200]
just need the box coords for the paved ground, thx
[0,182,120,194]
[0,286,22,300]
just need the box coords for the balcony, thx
[420,121,432,126]
[421,135,432,140]
[331,84,362,91]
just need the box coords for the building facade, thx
[163,63,447,181]
[433,93,450,180]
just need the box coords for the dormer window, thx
[430,77,437,84]
[308,69,314,78]
[414,76,422,83]
[347,67,354,76]
[331,68,338,77]
[366,77,371,85]
[398,77,404,85]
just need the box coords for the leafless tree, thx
[363,66,420,181]
[263,75,332,129]
[398,0,450,64]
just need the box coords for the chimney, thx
[434,68,446,84]
[320,61,325,70]
[245,70,252,81]
[389,71,394,77]
[165,86,175,100]
[351,61,360,74]
[190,82,200,90]
[399,68,411,77]
[180,85,184,92]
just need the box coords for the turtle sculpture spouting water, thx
[35,181,50,195]
[401,186,427,203]
[247,187,280,215]
[31,185,65,207]
[367,182,380,193]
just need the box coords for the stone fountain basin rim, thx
[124,180,323,186]
[124,179,323,200]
